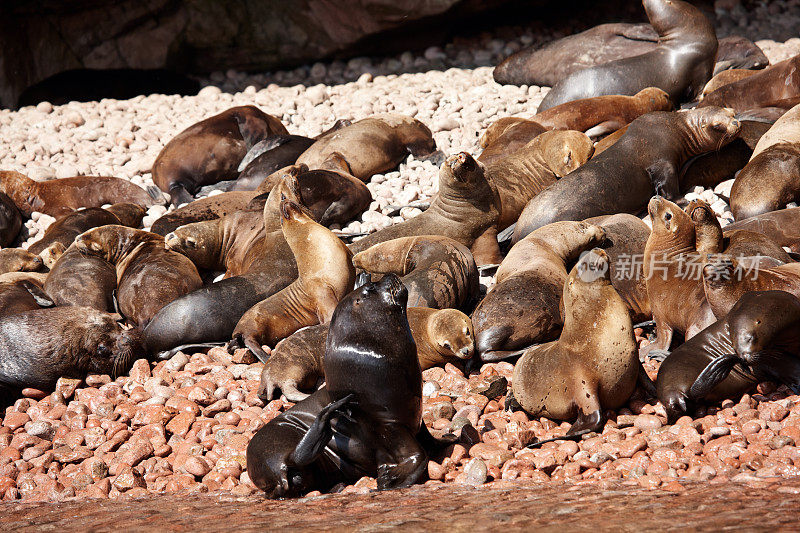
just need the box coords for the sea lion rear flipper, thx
[584,121,623,139]
[376,424,427,490]
[647,160,679,200]
[237,136,292,172]
[154,342,225,361]
[748,350,800,394]
[415,423,457,455]
[288,394,355,467]
[21,281,54,308]
[688,353,739,399]
[146,185,165,205]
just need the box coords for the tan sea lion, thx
[74,226,202,326]
[731,143,800,220]
[0,171,156,219]
[152,105,288,206]
[352,235,479,310]
[349,152,500,255]
[700,69,758,99]
[296,114,435,180]
[230,199,355,362]
[478,118,546,165]
[37,242,66,270]
[510,249,639,439]
[751,103,800,159]
[257,307,474,402]
[0,248,44,275]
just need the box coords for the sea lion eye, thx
[186,238,197,248]
[564,153,571,166]
[664,212,672,221]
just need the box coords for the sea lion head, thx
[165,221,221,269]
[729,290,800,365]
[686,106,741,152]
[686,199,723,253]
[686,199,715,224]
[534,130,594,177]
[262,167,306,219]
[648,196,693,239]
[429,308,474,360]
[105,203,147,228]
[76,225,156,263]
[644,0,700,37]
[569,247,611,288]
[0,248,44,274]
[636,87,672,110]
[442,152,483,184]
[279,198,314,226]
[39,242,66,269]
[340,273,408,321]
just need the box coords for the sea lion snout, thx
[447,152,477,181]
[164,232,182,249]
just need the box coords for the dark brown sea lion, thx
[494,22,765,87]
[247,274,428,498]
[730,143,800,220]
[0,248,43,275]
[699,56,800,114]
[152,105,288,206]
[352,235,479,310]
[0,280,54,319]
[27,203,146,255]
[0,192,21,247]
[75,226,202,326]
[532,88,672,137]
[43,244,117,312]
[473,222,605,362]
[642,196,716,359]
[751,103,800,159]
[232,135,316,191]
[0,307,144,403]
[258,307,473,402]
[349,153,500,255]
[0,171,156,219]
[724,208,800,253]
[512,107,741,244]
[688,290,800,399]
[230,199,355,361]
[702,256,800,318]
[510,249,639,439]
[296,114,435,181]
[537,0,717,111]
[478,118,546,166]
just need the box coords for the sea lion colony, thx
[2,0,800,501]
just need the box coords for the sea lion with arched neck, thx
[730,143,800,220]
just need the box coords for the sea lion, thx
[74,226,202,326]
[592,125,629,156]
[247,274,429,498]
[43,244,117,311]
[473,222,606,362]
[149,191,260,236]
[730,143,800,220]
[485,130,594,229]
[532,88,672,137]
[724,208,800,253]
[700,69,757,99]
[38,242,65,270]
[152,105,288,206]
[349,153,500,255]
[688,290,800,400]
[510,249,639,439]
[751,103,800,159]
[0,248,43,275]
[0,171,156,219]
[642,196,716,358]
[0,280,54,319]
[0,307,145,403]
[230,199,355,361]
[537,0,717,111]
[686,199,792,263]
[512,107,741,243]
[701,256,800,318]
[233,135,316,191]
[296,114,435,181]
[478,118,546,166]
[27,203,146,255]
[352,235,479,310]
[258,307,474,402]
[0,192,21,247]
[699,56,800,115]
[494,22,765,87]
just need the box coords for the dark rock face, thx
[0,0,510,108]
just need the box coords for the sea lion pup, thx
[473,222,606,362]
[296,114,436,181]
[724,208,800,254]
[247,274,430,497]
[0,306,144,402]
[0,248,44,275]
[510,249,640,442]
[531,88,672,137]
[701,256,800,318]
[0,192,21,247]
[537,0,717,111]
[688,290,800,401]
[43,243,117,311]
[38,242,65,270]
[348,152,500,255]
[258,307,473,402]
[751,103,800,159]
[74,226,202,326]
[700,69,758,99]
[0,280,54,319]
[731,144,800,220]
[484,130,594,230]
[229,199,355,362]
[686,199,792,263]
[478,118,547,165]
[642,196,716,359]
[352,236,479,310]
[152,105,288,206]
[699,56,800,115]
[27,203,146,254]
[512,107,741,244]
[0,171,156,219]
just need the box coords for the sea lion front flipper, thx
[415,423,457,456]
[288,394,356,467]
[525,409,604,449]
[238,136,293,172]
[375,424,427,490]
[748,350,800,394]
[584,121,624,139]
[688,353,739,399]
[638,361,657,397]
[646,160,680,200]
[21,281,54,308]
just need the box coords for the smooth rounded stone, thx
[183,456,212,478]
[36,102,53,114]
[26,422,55,441]
[423,381,440,397]
[64,111,85,127]
[459,457,488,486]
[635,415,663,431]
[164,353,190,372]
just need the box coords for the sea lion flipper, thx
[288,394,355,467]
[637,361,657,397]
[375,424,427,490]
[688,353,739,399]
[748,350,800,393]
[615,24,658,42]
[415,423,457,455]
[21,281,54,308]
[646,160,680,200]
